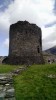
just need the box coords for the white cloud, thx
[5,0,55,26]
[0,0,55,28]
[42,24,56,50]
[43,40,56,50]
[42,24,55,39]
[0,12,10,34]
[0,0,56,52]
[5,0,40,26]
[3,38,9,48]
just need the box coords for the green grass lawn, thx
[0,64,21,73]
[0,64,56,100]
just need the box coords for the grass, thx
[0,64,56,100]
[14,64,56,100]
[0,64,22,73]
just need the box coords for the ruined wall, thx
[0,56,7,64]
[7,21,44,64]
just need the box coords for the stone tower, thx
[3,21,44,64]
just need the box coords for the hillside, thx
[0,64,56,100]
[14,65,56,100]
[45,46,56,55]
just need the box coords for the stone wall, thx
[3,21,44,65]
[43,53,56,63]
[0,57,5,64]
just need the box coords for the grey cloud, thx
[0,0,55,51]
[45,21,56,28]
[53,0,56,15]
[44,29,56,42]
[0,0,14,12]
[42,27,56,50]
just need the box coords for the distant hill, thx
[45,46,56,55]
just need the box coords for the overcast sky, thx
[0,0,56,56]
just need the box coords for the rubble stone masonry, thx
[3,21,44,64]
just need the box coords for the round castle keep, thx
[3,21,44,64]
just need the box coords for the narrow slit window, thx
[40,37,41,46]
[37,46,40,53]
[26,31,27,34]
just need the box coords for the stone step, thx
[0,74,16,100]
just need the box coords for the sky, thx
[0,0,56,56]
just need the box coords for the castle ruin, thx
[3,21,44,64]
